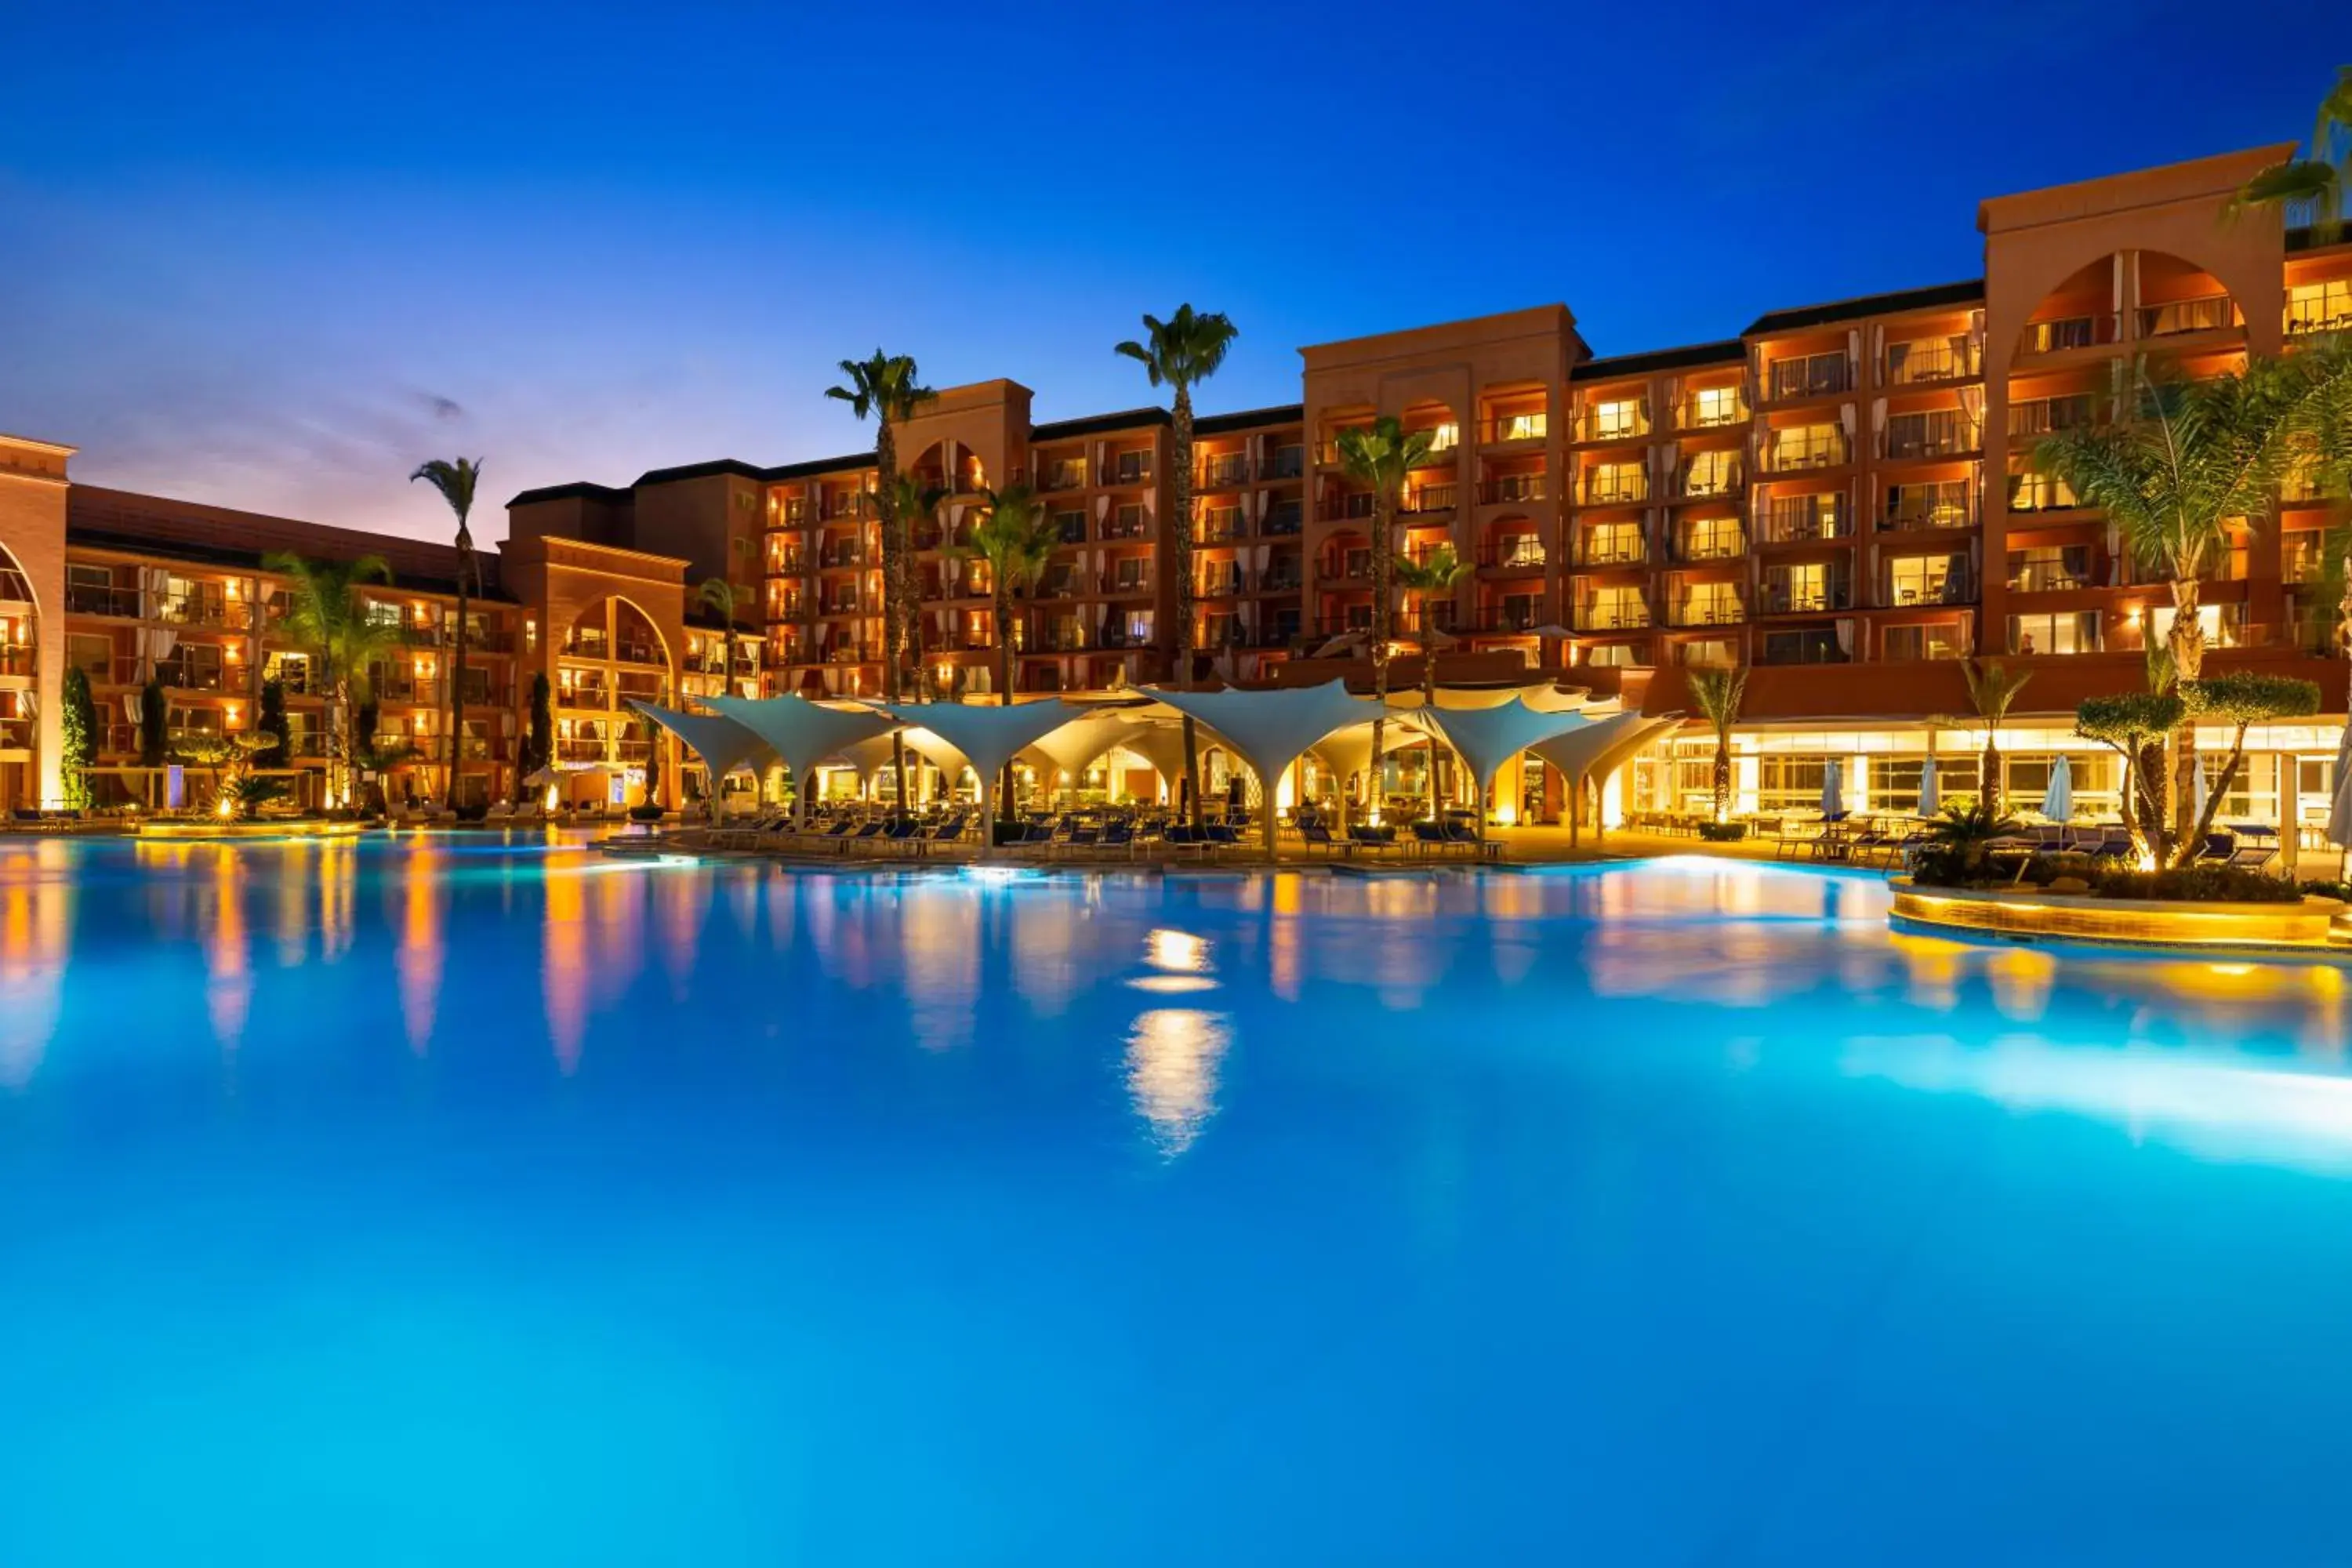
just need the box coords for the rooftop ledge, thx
[1889,877,2351,956]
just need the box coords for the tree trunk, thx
[1368,492,1395,823]
[1711,731,1731,822]
[1422,653,1441,821]
[2168,573,2205,858]
[875,425,911,817]
[450,531,471,811]
[996,583,1013,708]
[1982,739,2002,817]
[1173,387,1202,827]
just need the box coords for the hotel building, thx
[2,144,2347,828]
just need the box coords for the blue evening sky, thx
[0,0,2337,542]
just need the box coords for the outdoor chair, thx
[2192,833,2234,865]
[1297,822,1352,858]
[1348,824,1399,855]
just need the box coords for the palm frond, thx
[1113,305,1237,397]
[408,456,483,528]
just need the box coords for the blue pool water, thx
[3,835,2350,1565]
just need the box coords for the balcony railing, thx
[1195,509,1248,543]
[1465,606,1544,634]
[1679,395,1748,430]
[1577,601,1653,632]
[1483,414,1548,444]
[1265,503,1303,535]
[1572,535,1641,568]
[1882,338,1981,385]
[2287,296,2352,338]
[1878,491,1980,532]
[2016,313,2120,357]
[1098,511,1150,540]
[1762,433,1849,474]
[1883,571,1976,607]
[1575,410,1649,442]
[1261,448,1306,481]
[1758,579,1853,615]
[2007,394,2098,439]
[1099,456,1154,486]
[2006,473,2082,514]
[1671,461,1744,499]
[2138,295,2242,338]
[1197,456,1250,488]
[1667,598,1744,628]
[1400,485,1457,514]
[1765,355,1852,401]
[65,584,142,616]
[2008,561,2091,593]
[1323,492,1375,520]
[1479,474,1548,505]
[1674,528,1748,562]
[1879,416,1980,461]
[1582,471,1649,506]
[1039,463,1087,492]
[1483,540,1550,570]
[1756,629,1849,666]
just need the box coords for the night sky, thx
[2,0,2337,543]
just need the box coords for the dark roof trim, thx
[507,480,630,508]
[633,457,769,487]
[1570,341,1745,382]
[64,526,519,602]
[1194,402,1305,436]
[761,451,874,482]
[1031,406,1170,442]
[1743,278,1984,336]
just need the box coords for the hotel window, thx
[2285,532,2329,583]
[1886,554,1967,606]
[1581,521,1643,566]
[1584,642,1642,668]
[1589,398,1644,440]
[1587,461,1646,504]
[1678,639,1737,667]
[1424,420,1461,452]
[2005,611,2100,655]
[2286,278,2352,336]
[1685,384,1743,428]
[1764,492,1842,543]
[1677,581,1742,626]
[2299,757,2337,822]
[1762,562,1847,613]
[1053,510,1087,543]
[263,650,312,693]
[1584,586,1650,630]
[1681,448,1740,496]
[2007,545,2092,593]
[1492,410,1547,442]
[2004,753,2119,818]
[1767,423,1844,471]
[2007,467,2078,512]
[1868,755,1983,812]
[1757,756,1832,813]
[2148,602,2247,650]
[67,634,112,681]
[1679,515,1744,560]
[1882,622,1967,662]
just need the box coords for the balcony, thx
[1761,432,1849,474]
[1098,510,1150,541]
[1096,572,1155,597]
[1265,501,1304,535]
[1400,485,1457,515]
[154,660,230,692]
[1483,539,1551,571]
[1574,409,1649,443]
[1323,492,1375,521]
[1756,629,1849,666]
[159,597,252,630]
[1406,432,1460,466]
[1195,508,1248,543]
[1667,597,1743,629]
[2006,473,2084,514]
[1099,454,1154,487]
[2138,295,2242,339]
[1883,571,1976,608]
[1758,578,1853,615]
[1576,600,1652,633]
[1260,448,1306,481]
[1483,413,1548,445]
[1671,461,1744,500]
[1581,471,1649,506]
[1882,337,1981,386]
[1761,495,1849,544]
[821,492,873,521]
[1678,394,1748,430]
[2016,313,2120,358]
[1878,492,1979,532]
[1316,557,1373,586]
[2008,394,2097,439]
[2287,292,2352,338]
[1479,474,1548,506]
[1039,462,1088,492]
[1466,605,1544,635]
[815,544,866,568]
[2008,561,2091,593]
[1672,528,1748,563]
[1764,354,1852,401]
[1571,535,1642,569]
[1197,456,1250,489]
[65,583,142,617]
[1880,414,1980,461]
[0,644,36,678]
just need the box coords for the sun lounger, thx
[1298,822,1352,858]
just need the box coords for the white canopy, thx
[1310,710,1437,787]
[1022,710,1145,790]
[627,701,774,811]
[880,699,1100,853]
[1917,753,1941,817]
[895,726,975,782]
[705,695,900,822]
[2044,752,2074,822]
[1526,711,1679,786]
[837,734,900,796]
[1420,699,1594,794]
[1146,680,1371,860]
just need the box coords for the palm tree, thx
[953,483,1058,823]
[1337,416,1438,822]
[1392,543,1471,817]
[1116,305,1238,827]
[697,574,750,678]
[264,551,402,809]
[1686,665,1747,823]
[889,474,946,697]
[2034,358,2318,837]
[1960,658,2032,816]
[409,457,485,807]
[827,350,936,814]
[2226,67,2351,239]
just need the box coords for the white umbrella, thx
[1820,759,1844,819]
[2042,753,2073,821]
[1916,753,1940,817]
[2190,753,2209,823]
[521,765,559,789]
[2325,724,2352,851]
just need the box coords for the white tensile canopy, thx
[704,695,900,825]
[879,699,1098,854]
[627,700,775,819]
[1145,679,1370,860]
[1019,710,1145,801]
[1527,711,1682,832]
[1418,698,1595,844]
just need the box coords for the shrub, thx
[2086,864,2304,904]
[628,802,666,822]
[1697,821,1748,842]
[2298,878,2352,903]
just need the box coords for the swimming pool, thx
[2,835,2348,1564]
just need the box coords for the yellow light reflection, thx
[396,841,444,1054]
[1125,1007,1232,1156]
